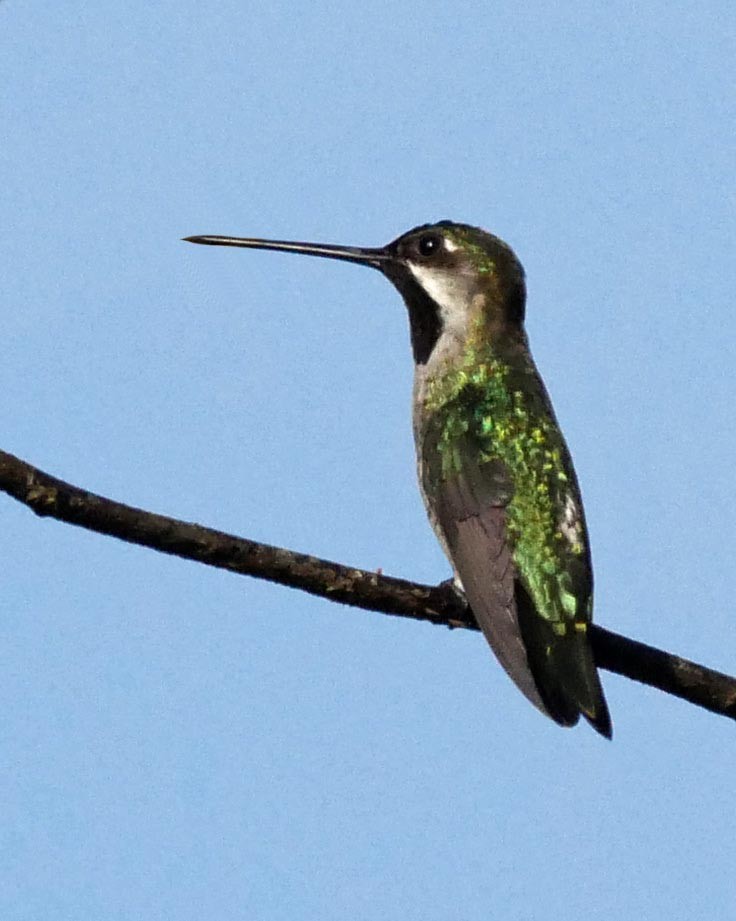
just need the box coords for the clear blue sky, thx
[2,3,735,919]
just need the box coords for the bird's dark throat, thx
[383,268,443,366]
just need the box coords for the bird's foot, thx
[434,576,475,630]
[438,575,467,601]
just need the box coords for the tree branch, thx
[2,448,734,722]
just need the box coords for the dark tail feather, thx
[516,583,612,739]
[561,632,612,739]
[582,699,613,739]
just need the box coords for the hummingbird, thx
[184,221,612,737]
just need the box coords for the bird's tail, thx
[516,583,612,739]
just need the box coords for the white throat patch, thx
[407,263,473,345]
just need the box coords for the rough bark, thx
[1,448,734,722]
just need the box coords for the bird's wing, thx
[429,450,552,718]
[428,439,609,733]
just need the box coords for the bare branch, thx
[2,448,734,722]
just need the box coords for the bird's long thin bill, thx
[183,235,387,268]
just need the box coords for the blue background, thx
[2,3,735,918]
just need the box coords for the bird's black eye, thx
[417,233,442,257]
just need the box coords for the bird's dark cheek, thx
[405,290,443,366]
[384,270,444,366]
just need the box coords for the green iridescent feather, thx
[422,333,591,634]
